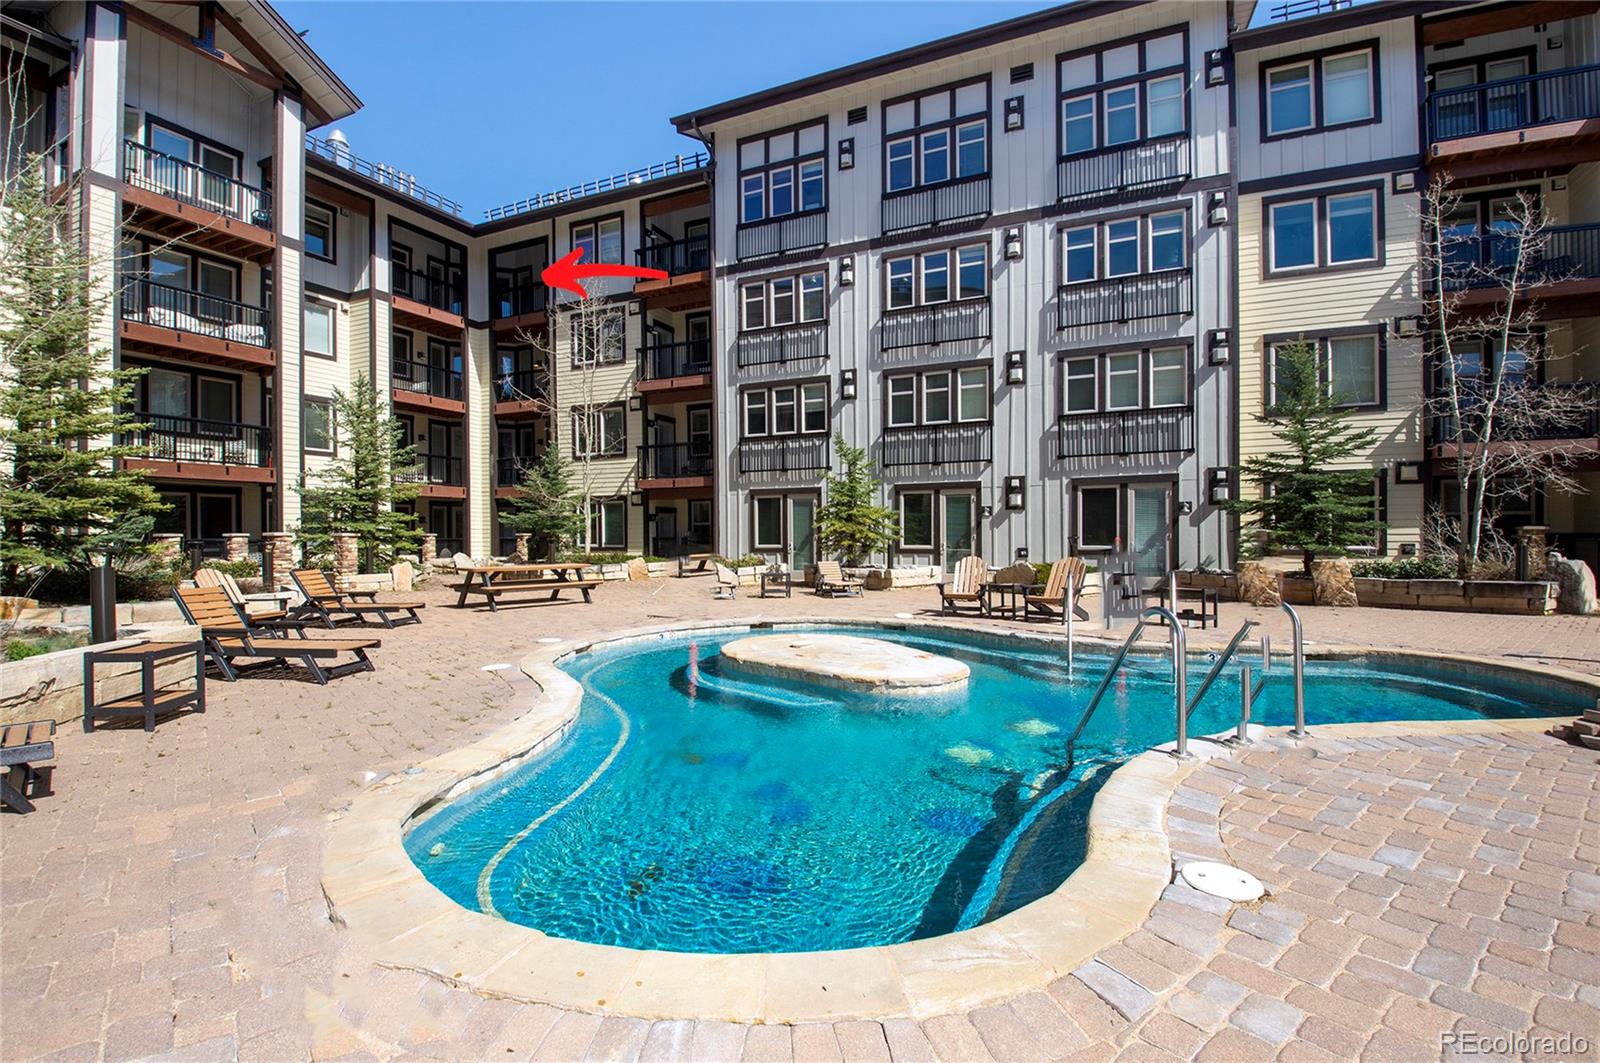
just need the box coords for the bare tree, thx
[1417,175,1592,575]
[517,291,626,553]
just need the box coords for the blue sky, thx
[278,2,1061,218]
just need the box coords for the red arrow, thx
[540,248,668,298]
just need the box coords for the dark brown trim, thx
[1231,0,1452,52]
[1258,38,1382,144]
[737,378,832,440]
[1260,180,1385,279]
[1056,23,1191,162]
[1261,324,1388,413]
[1238,154,1421,195]
[882,361,993,429]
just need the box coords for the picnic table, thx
[452,562,599,611]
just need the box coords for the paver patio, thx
[1,579,1595,1062]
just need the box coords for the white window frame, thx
[956,245,988,300]
[887,375,918,427]
[1105,352,1143,411]
[1062,94,1097,155]
[741,282,767,330]
[1105,219,1141,278]
[770,277,796,327]
[1326,333,1381,408]
[1145,74,1185,138]
[899,491,936,550]
[769,166,796,218]
[1147,211,1186,273]
[1268,198,1319,273]
[921,250,951,304]
[955,120,986,178]
[1148,347,1188,408]
[1266,60,1316,137]
[1064,356,1098,414]
[801,382,827,433]
[1320,48,1375,127]
[744,389,770,437]
[886,137,915,193]
[887,256,916,309]
[741,173,766,223]
[1103,83,1140,146]
[799,160,825,212]
[956,366,989,422]
[920,128,951,185]
[922,370,952,425]
[303,397,334,454]
[772,386,798,435]
[753,496,785,549]
[799,272,827,322]
[304,300,334,357]
[305,202,335,263]
[1325,189,1379,265]
[1063,226,1097,284]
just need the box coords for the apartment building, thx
[674,1,1238,578]
[6,0,1594,576]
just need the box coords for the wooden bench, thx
[1,720,56,813]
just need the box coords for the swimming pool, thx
[406,624,1578,955]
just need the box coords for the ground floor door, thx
[941,491,977,573]
[1073,480,1174,584]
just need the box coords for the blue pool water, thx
[406,626,1574,954]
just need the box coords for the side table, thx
[83,640,206,733]
[759,570,793,598]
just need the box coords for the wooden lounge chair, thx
[1025,558,1090,622]
[713,563,738,600]
[193,567,296,620]
[814,560,864,598]
[938,555,988,616]
[173,585,380,685]
[291,569,425,629]
[1,720,55,813]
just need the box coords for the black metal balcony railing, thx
[735,323,828,369]
[881,299,991,350]
[392,359,464,401]
[1427,64,1600,143]
[881,176,992,235]
[637,235,710,275]
[737,435,830,475]
[639,340,713,381]
[402,454,463,486]
[392,265,462,314]
[736,211,828,261]
[494,369,549,404]
[492,281,546,319]
[1440,223,1600,291]
[1057,138,1191,203]
[120,279,271,346]
[880,423,992,467]
[1057,408,1195,458]
[123,139,273,227]
[1428,382,1600,446]
[125,412,273,467]
[639,442,715,480]
[1058,271,1192,330]
[496,454,540,486]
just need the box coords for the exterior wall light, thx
[1004,475,1026,511]
[1208,466,1235,505]
[1208,329,1231,365]
[1004,96,1024,131]
[838,256,854,287]
[1392,171,1417,194]
[839,138,854,170]
[840,368,857,400]
[629,490,645,506]
[1208,191,1229,227]
[1006,350,1026,385]
[1394,460,1424,484]
[628,395,644,412]
[628,299,642,316]
[1392,315,1424,338]
[1207,48,1229,86]
[1004,228,1023,260]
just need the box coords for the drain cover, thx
[1180,861,1265,902]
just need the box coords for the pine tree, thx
[499,446,583,560]
[0,158,165,594]
[1224,341,1384,576]
[816,434,898,567]
[296,374,422,572]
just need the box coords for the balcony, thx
[735,323,827,370]
[1428,382,1600,454]
[492,280,546,321]
[637,236,710,276]
[391,265,463,332]
[736,211,827,262]
[880,423,992,467]
[496,454,539,488]
[881,300,990,350]
[1426,65,1600,174]
[1058,271,1191,330]
[122,412,274,483]
[119,280,274,368]
[737,435,830,475]
[399,454,464,495]
[122,140,274,258]
[1057,139,1191,205]
[494,369,549,415]
[1057,408,1194,459]
[392,358,464,414]
[881,176,991,237]
[638,341,712,389]
[638,442,715,488]
[1438,224,1600,303]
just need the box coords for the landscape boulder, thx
[1549,552,1598,615]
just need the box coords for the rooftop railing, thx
[305,133,462,216]
[485,153,709,221]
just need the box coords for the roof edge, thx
[1229,0,1455,51]
[243,0,362,119]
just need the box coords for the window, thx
[900,492,934,549]
[1267,331,1383,409]
[572,217,622,265]
[590,499,625,549]
[1327,190,1377,264]
[1150,347,1187,407]
[573,405,626,457]
[741,271,827,331]
[1264,45,1378,138]
[1078,487,1119,548]
[303,398,333,453]
[572,313,624,365]
[1058,30,1186,158]
[1064,226,1096,282]
[304,301,333,357]
[882,78,989,193]
[744,385,829,437]
[1149,212,1185,272]
[1267,185,1382,274]
[754,496,784,548]
[1268,200,1317,271]
[1266,63,1314,136]
[392,331,413,379]
[923,371,952,423]
[888,375,917,427]
[1106,220,1139,277]
[886,243,987,309]
[1063,348,1191,414]
[738,120,827,224]
[305,203,334,262]
[888,367,989,426]
[957,367,988,421]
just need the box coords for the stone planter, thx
[735,565,766,587]
[1175,571,1240,601]
[1,622,201,726]
[1352,577,1556,615]
[646,561,673,579]
[577,564,632,582]
[865,565,941,590]
[7,599,183,633]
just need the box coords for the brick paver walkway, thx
[1,579,1595,1061]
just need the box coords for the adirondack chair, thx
[712,563,738,600]
[290,569,425,629]
[192,567,296,620]
[1025,557,1090,622]
[813,560,864,597]
[173,585,380,685]
[938,555,989,616]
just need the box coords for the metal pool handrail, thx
[1186,619,1259,720]
[1281,600,1306,737]
[1063,605,1189,775]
